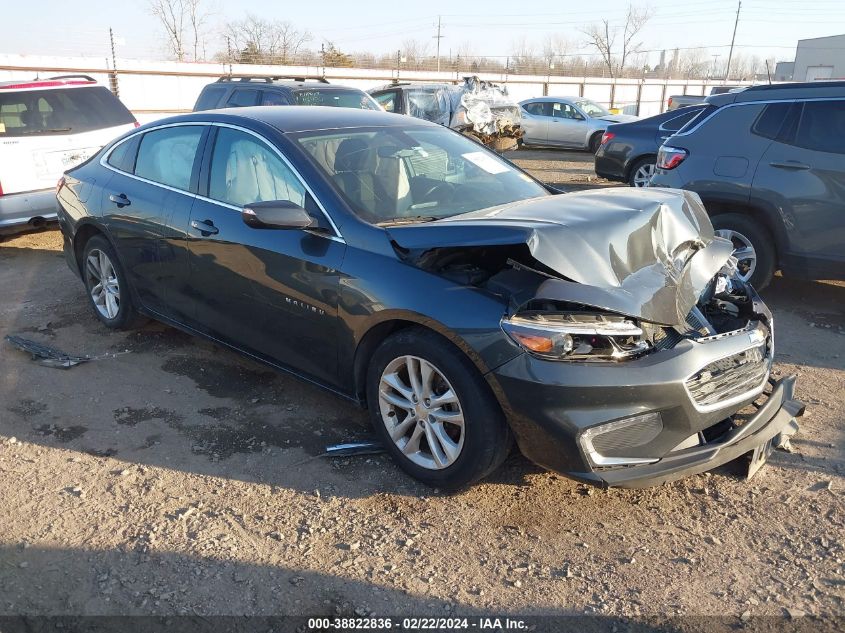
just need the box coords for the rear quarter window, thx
[106,135,140,173]
[662,107,705,132]
[194,86,227,111]
[675,104,717,134]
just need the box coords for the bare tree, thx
[150,0,187,61]
[581,3,652,78]
[581,20,615,77]
[226,14,311,64]
[401,38,431,69]
[149,0,211,61]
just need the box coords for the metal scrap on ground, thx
[4,335,129,369]
[323,440,385,457]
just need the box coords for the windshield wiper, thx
[19,127,72,135]
[376,215,441,226]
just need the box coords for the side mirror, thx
[242,200,314,230]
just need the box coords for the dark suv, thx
[193,76,381,112]
[651,81,845,289]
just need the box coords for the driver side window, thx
[208,127,305,208]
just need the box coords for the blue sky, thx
[4,0,845,65]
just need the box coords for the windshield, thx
[0,86,134,137]
[294,126,548,224]
[575,100,609,118]
[293,89,380,110]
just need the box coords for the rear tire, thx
[710,213,776,290]
[366,327,511,489]
[81,235,146,329]
[628,156,657,187]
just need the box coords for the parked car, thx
[0,75,137,234]
[369,77,523,150]
[57,107,802,489]
[519,97,638,152]
[193,76,381,112]
[594,105,707,187]
[666,86,743,111]
[651,81,845,289]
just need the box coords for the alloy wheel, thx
[714,228,757,282]
[632,163,655,187]
[378,355,465,470]
[86,249,121,319]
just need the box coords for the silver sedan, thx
[519,97,638,152]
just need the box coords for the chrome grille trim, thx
[685,345,770,412]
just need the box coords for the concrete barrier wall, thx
[1,53,754,122]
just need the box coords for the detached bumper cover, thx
[580,375,803,488]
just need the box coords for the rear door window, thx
[793,100,845,154]
[134,126,204,191]
[522,102,550,117]
[194,86,227,111]
[225,89,260,108]
[0,86,134,137]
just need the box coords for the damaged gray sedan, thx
[57,108,803,489]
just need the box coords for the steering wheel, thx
[417,181,455,205]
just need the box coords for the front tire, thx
[81,235,145,329]
[366,328,511,489]
[710,213,776,289]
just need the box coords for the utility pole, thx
[724,0,741,83]
[226,36,233,75]
[108,27,119,97]
[433,15,443,72]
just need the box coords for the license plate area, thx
[746,436,776,480]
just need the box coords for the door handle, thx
[109,193,131,207]
[769,161,811,170]
[190,219,219,236]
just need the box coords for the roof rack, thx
[745,80,845,91]
[49,74,97,82]
[216,75,330,84]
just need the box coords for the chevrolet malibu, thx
[56,107,804,489]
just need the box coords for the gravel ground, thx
[0,151,843,630]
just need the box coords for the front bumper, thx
[0,188,58,229]
[491,304,804,488]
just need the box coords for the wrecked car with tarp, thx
[57,107,802,489]
[368,76,523,151]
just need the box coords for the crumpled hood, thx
[386,188,735,326]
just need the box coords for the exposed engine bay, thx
[387,188,768,362]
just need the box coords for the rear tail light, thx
[0,180,4,197]
[656,145,688,170]
[600,131,615,146]
[133,121,140,128]
[667,97,673,108]
[56,176,66,196]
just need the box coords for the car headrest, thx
[334,138,370,173]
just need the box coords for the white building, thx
[793,34,845,82]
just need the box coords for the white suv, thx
[0,75,137,232]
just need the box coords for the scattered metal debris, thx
[4,335,129,369]
[323,440,385,458]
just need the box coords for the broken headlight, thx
[501,312,651,361]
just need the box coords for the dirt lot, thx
[0,150,843,630]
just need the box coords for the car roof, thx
[0,77,99,92]
[144,106,438,134]
[520,96,581,103]
[707,80,845,106]
[210,77,364,92]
